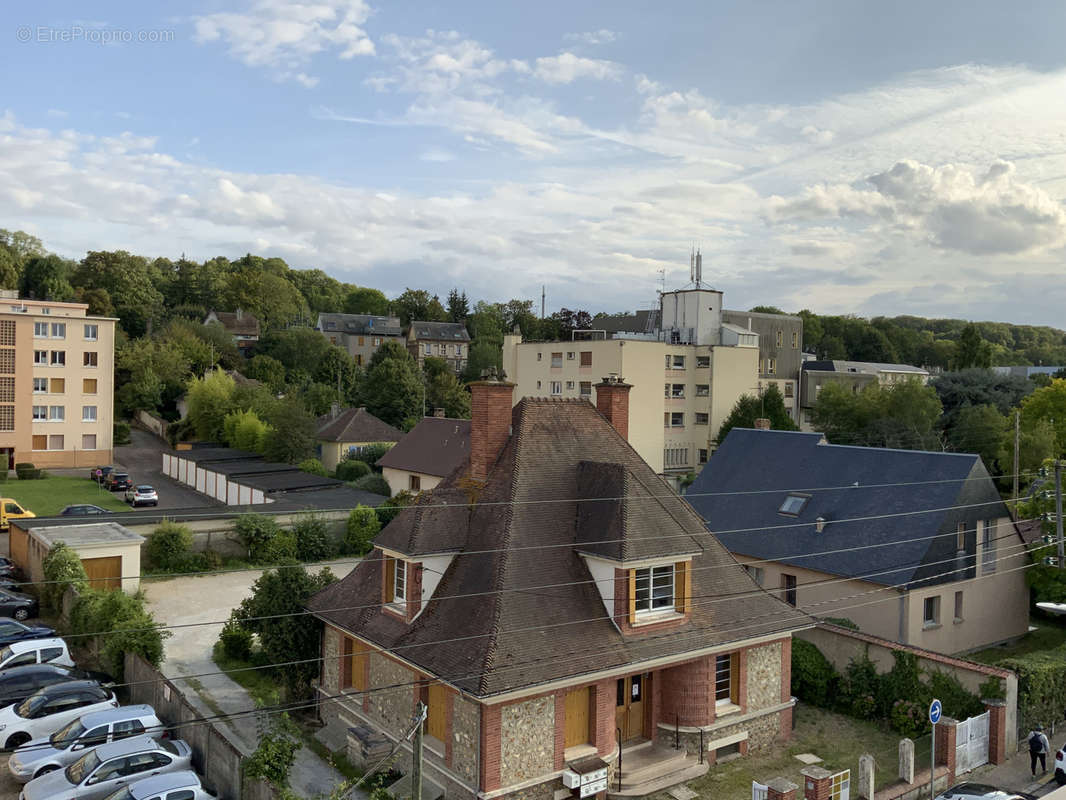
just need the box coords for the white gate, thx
[830,769,850,800]
[955,711,990,773]
[752,782,768,800]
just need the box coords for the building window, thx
[698,448,708,464]
[982,520,996,573]
[83,324,99,341]
[715,653,736,705]
[565,380,574,390]
[923,595,940,627]
[669,412,684,427]
[551,352,562,368]
[50,378,64,393]
[567,351,575,360]
[82,406,97,422]
[32,405,47,421]
[791,331,798,348]
[0,406,12,432]
[664,448,690,467]
[33,322,48,338]
[579,381,591,397]
[82,434,97,450]
[550,381,562,395]
[373,338,381,346]
[782,574,797,606]
[745,565,764,585]
[696,355,710,368]
[954,590,963,622]
[956,523,966,553]
[0,321,12,346]
[34,350,48,365]
[456,344,463,356]
[784,383,794,398]
[671,355,685,369]
[536,380,542,390]
[696,384,709,396]
[664,383,670,398]
[694,412,709,425]
[33,378,47,394]
[580,351,592,367]
[670,384,685,398]
[424,344,432,355]
[50,351,65,366]
[50,322,66,338]
[83,351,98,367]
[31,435,47,450]
[767,358,777,375]
[537,352,542,361]
[633,565,674,614]
[394,560,406,603]
[49,406,65,422]
[409,475,421,492]
[48,435,64,450]
[776,330,783,346]
[83,378,97,394]
[779,493,809,515]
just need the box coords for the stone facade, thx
[747,641,783,710]
[368,650,416,734]
[452,694,480,785]
[322,625,341,693]
[500,695,555,786]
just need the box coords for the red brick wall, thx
[658,656,712,727]
[613,569,627,627]
[595,382,631,441]
[986,701,1006,765]
[935,719,957,783]
[470,382,515,480]
[780,638,792,703]
[591,679,616,756]
[480,704,502,791]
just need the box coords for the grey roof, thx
[170,448,261,464]
[235,471,344,493]
[317,312,403,337]
[316,407,403,444]
[29,522,145,548]
[803,360,929,375]
[408,321,471,342]
[592,310,657,334]
[722,308,803,322]
[376,417,471,477]
[686,428,1012,587]
[206,460,295,477]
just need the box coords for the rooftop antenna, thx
[689,246,695,285]
[695,245,703,288]
[647,268,666,334]
[541,285,545,319]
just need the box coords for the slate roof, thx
[592,310,657,335]
[407,321,471,342]
[316,407,403,444]
[376,418,471,477]
[317,313,403,337]
[686,429,1014,588]
[204,310,260,337]
[308,398,808,697]
[803,360,928,375]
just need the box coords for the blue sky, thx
[4,1,1066,324]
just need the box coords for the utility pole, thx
[1056,460,1063,570]
[1013,411,1020,506]
[413,702,426,800]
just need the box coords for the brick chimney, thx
[754,418,771,430]
[469,368,516,481]
[595,375,632,441]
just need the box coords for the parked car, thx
[0,499,35,532]
[99,770,216,800]
[0,637,74,670]
[21,735,192,800]
[0,664,110,709]
[0,557,23,581]
[0,680,117,750]
[89,466,115,482]
[124,486,158,507]
[104,473,131,492]
[59,505,112,517]
[9,704,166,782]
[0,619,53,647]
[935,784,1037,800]
[1056,744,1066,784]
[0,589,38,621]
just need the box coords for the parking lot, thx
[114,429,222,511]
[0,755,16,800]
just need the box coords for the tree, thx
[549,308,593,339]
[74,287,115,317]
[425,368,471,419]
[955,323,993,370]
[344,506,380,554]
[362,341,423,427]
[1001,418,1058,477]
[463,339,503,383]
[944,404,1008,473]
[392,288,448,326]
[1019,379,1066,455]
[313,346,356,396]
[224,408,271,452]
[0,248,18,290]
[115,339,192,415]
[932,369,1034,419]
[343,286,389,316]
[19,254,74,301]
[261,397,317,463]
[715,384,798,443]
[289,269,347,314]
[244,355,287,394]
[0,229,44,264]
[186,369,237,442]
[446,289,469,323]
[810,380,943,450]
[749,305,786,314]
[74,250,165,336]
[222,255,308,328]
[258,327,332,377]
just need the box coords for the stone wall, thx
[656,708,786,757]
[452,693,480,786]
[367,651,415,734]
[500,695,555,786]
[747,641,783,710]
[322,626,341,694]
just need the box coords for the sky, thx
[3,1,1066,325]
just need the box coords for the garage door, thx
[9,527,27,573]
[81,556,122,591]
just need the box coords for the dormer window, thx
[778,493,809,516]
[634,565,674,614]
[394,559,407,603]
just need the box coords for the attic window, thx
[778,494,809,516]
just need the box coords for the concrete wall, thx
[134,410,168,440]
[382,466,439,497]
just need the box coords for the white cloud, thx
[193,0,374,85]
[46,109,68,119]
[419,148,455,162]
[563,29,618,46]
[533,52,621,84]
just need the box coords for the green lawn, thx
[969,615,1066,664]
[3,476,130,516]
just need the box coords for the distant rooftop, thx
[317,312,402,337]
[803,359,929,375]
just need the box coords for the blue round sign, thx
[929,699,942,725]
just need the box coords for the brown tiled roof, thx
[375,417,471,477]
[205,310,260,337]
[308,398,809,698]
[316,407,403,444]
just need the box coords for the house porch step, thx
[607,758,708,798]
[607,745,708,797]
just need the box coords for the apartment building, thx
[316,312,404,366]
[720,310,803,418]
[799,359,931,430]
[502,288,759,477]
[405,321,470,375]
[0,294,115,469]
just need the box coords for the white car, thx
[9,704,165,782]
[0,637,74,670]
[0,680,116,750]
[100,770,216,800]
[1056,744,1066,784]
[124,485,158,507]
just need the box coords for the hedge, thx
[1001,646,1066,731]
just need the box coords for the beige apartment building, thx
[0,294,115,470]
[502,289,759,477]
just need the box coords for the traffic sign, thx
[929,699,942,725]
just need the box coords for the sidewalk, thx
[973,746,1059,796]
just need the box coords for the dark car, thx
[58,505,112,517]
[89,466,115,482]
[0,590,38,621]
[0,620,53,647]
[0,664,111,710]
[103,473,131,492]
[0,558,23,582]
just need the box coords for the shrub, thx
[292,514,333,562]
[838,655,879,715]
[979,675,1006,701]
[145,521,194,572]
[890,699,928,738]
[355,443,393,470]
[70,589,169,678]
[344,506,380,555]
[297,458,328,478]
[790,639,838,708]
[263,529,298,564]
[245,713,301,787]
[351,474,390,496]
[377,490,413,525]
[15,462,41,480]
[219,616,253,661]
[335,459,371,482]
[41,542,88,611]
[235,514,282,563]
[1002,646,1066,731]
[0,470,8,483]
[113,420,131,446]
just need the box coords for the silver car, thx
[100,771,216,800]
[9,704,165,783]
[20,735,192,800]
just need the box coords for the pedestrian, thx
[1029,724,1051,776]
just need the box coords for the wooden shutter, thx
[342,637,353,688]
[427,683,448,741]
[564,687,591,748]
[730,652,740,704]
[352,649,368,691]
[628,569,636,622]
[674,561,691,613]
[383,556,395,602]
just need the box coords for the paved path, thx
[114,429,223,510]
[142,560,362,798]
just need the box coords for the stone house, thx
[203,309,260,352]
[307,374,809,800]
[317,312,404,366]
[406,321,471,374]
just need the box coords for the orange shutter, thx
[628,569,636,623]
[352,648,368,691]
[674,561,691,613]
[384,556,395,602]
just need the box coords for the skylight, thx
[779,494,809,515]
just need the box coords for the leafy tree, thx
[749,305,786,314]
[343,286,389,316]
[243,355,287,393]
[291,514,333,561]
[74,251,165,336]
[468,301,507,341]
[289,269,348,314]
[74,287,115,317]
[19,254,75,301]
[955,323,993,369]
[234,514,283,563]
[392,288,448,326]
[425,367,471,418]
[362,341,423,427]
[344,506,380,554]
[933,369,1033,419]
[1020,379,1066,455]
[1000,418,1058,476]
[715,384,799,443]
[303,382,342,417]
[463,339,503,383]
[223,408,271,453]
[245,713,301,788]
[944,404,1008,472]
[446,288,469,323]
[549,308,593,339]
[259,327,332,376]
[186,369,237,442]
[261,397,317,463]
[41,542,88,611]
[222,255,308,328]
[145,521,194,572]
[0,248,17,289]
[298,458,328,477]
[811,380,944,449]
[0,229,44,264]
[314,346,356,394]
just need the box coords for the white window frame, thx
[671,355,685,369]
[32,378,47,394]
[82,406,97,422]
[50,322,66,339]
[923,595,940,627]
[34,350,48,365]
[633,564,675,615]
[715,653,733,706]
[49,406,65,422]
[84,324,98,341]
[394,559,407,604]
[83,351,98,368]
[33,322,48,338]
[669,412,684,427]
[423,343,431,355]
[779,493,809,515]
[694,413,709,425]
[32,405,47,421]
[50,351,65,366]
[982,520,997,573]
[550,381,562,396]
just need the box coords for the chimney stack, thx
[469,367,516,482]
[330,402,341,420]
[754,418,771,430]
[595,374,632,441]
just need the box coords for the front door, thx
[616,673,648,742]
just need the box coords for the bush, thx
[351,473,390,496]
[219,616,253,661]
[113,420,131,446]
[41,542,88,611]
[245,713,301,787]
[791,639,838,708]
[335,459,371,482]
[235,514,282,563]
[1002,645,1066,731]
[890,699,927,738]
[344,506,380,555]
[145,521,194,572]
[292,514,333,562]
[0,470,8,483]
[15,462,42,480]
[355,443,393,470]
[202,550,224,570]
[297,458,328,478]
[376,490,413,525]
[70,589,170,678]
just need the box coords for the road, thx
[114,429,222,511]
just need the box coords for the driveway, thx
[114,429,222,510]
[142,560,361,797]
